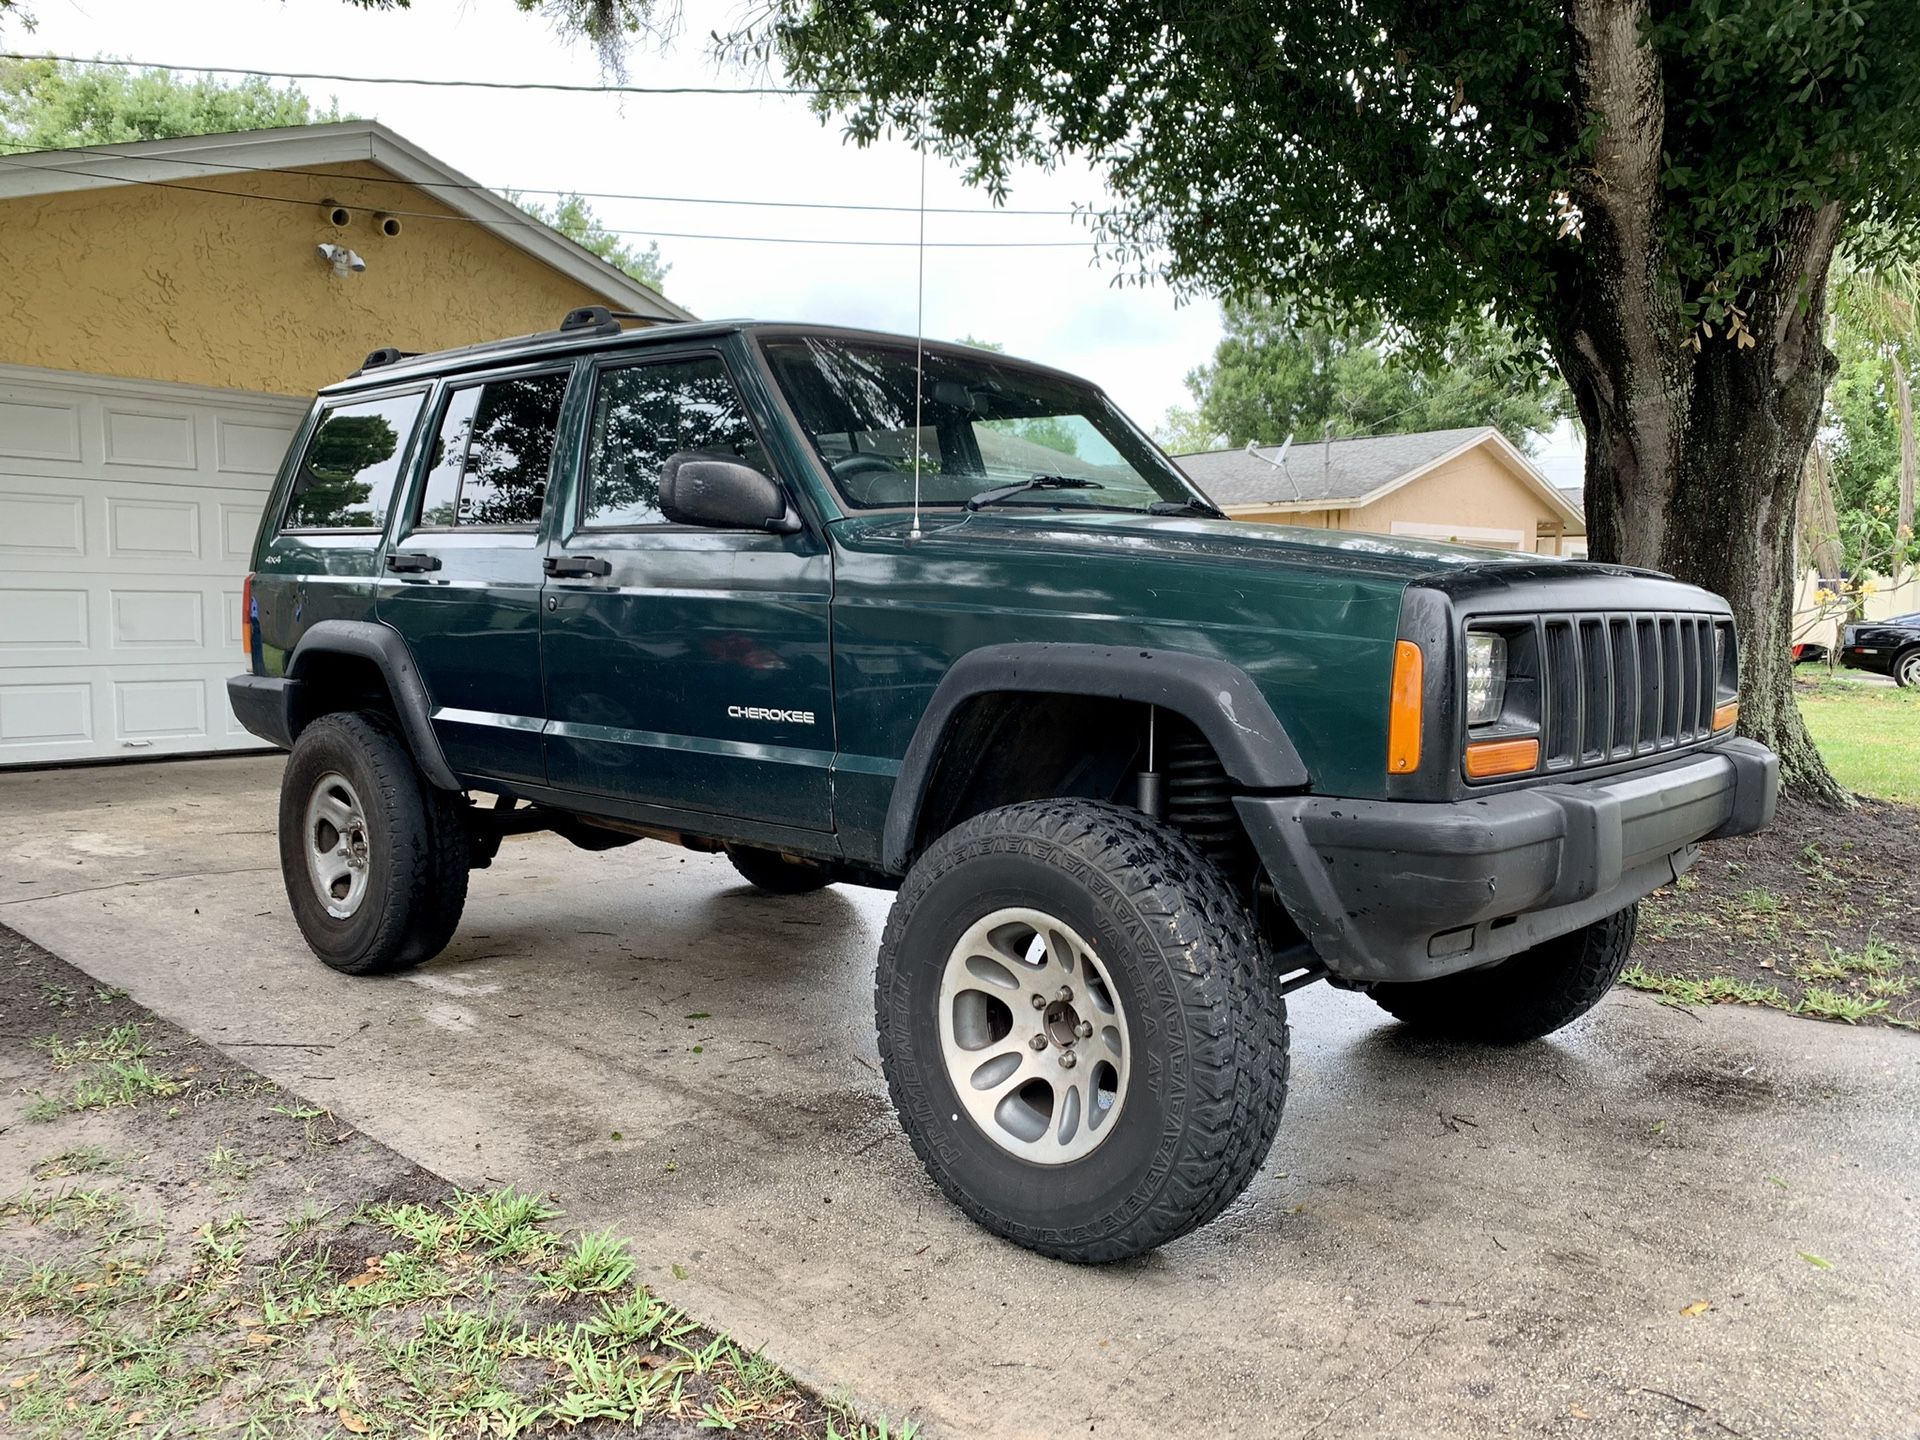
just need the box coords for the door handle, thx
[386,551,443,573]
[544,554,612,578]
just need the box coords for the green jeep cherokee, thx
[231,308,1778,1263]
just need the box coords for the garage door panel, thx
[107,495,206,561]
[0,391,83,463]
[0,681,92,749]
[216,415,298,476]
[0,491,86,556]
[110,590,205,650]
[114,677,208,741]
[0,367,304,765]
[0,589,90,653]
[102,405,199,471]
[219,502,265,563]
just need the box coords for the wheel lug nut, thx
[1076,1020,1094,1039]
[1029,1034,1048,1051]
[1030,994,1047,1010]
[1058,1049,1077,1069]
[1056,986,1073,1002]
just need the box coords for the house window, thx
[415,372,569,529]
[283,392,425,531]
[581,355,769,529]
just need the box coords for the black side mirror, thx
[659,453,802,535]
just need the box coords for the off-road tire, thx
[1894,648,1920,689]
[875,799,1290,1263]
[727,844,835,894]
[279,711,469,976]
[1369,904,1638,1044]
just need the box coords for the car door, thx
[377,364,573,785]
[539,346,834,831]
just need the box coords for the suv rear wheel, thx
[1369,904,1638,1043]
[278,711,469,975]
[726,844,835,894]
[875,799,1290,1262]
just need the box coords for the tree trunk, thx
[1895,351,1915,574]
[1558,0,1848,804]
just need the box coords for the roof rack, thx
[354,345,419,375]
[558,304,653,336]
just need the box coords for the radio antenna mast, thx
[910,114,927,541]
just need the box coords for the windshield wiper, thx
[1146,496,1226,519]
[965,474,1104,511]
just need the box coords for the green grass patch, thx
[1798,675,1920,803]
[24,1058,181,1123]
[1620,965,1787,1009]
[0,1180,917,1439]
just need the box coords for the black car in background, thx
[1841,613,1920,687]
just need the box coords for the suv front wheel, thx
[875,799,1290,1263]
[278,711,469,975]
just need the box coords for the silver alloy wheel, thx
[1899,651,1920,687]
[937,907,1130,1165]
[303,771,372,920]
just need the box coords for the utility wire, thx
[0,51,841,97]
[0,156,1103,248]
[0,136,1103,218]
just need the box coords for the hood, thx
[830,509,1638,585]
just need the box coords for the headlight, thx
[1465,632,1507,726]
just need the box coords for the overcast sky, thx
[20,0,1583,483]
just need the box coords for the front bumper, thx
[1237,737,1778,984]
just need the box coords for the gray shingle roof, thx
[1173,427,1491,508]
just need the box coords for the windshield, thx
[759,335,1206,513]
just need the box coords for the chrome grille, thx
[1534,611,1728,772]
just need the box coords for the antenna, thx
[909,118,928,541]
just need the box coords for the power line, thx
[0,156,1104,249]
[0,135,1102,218]
[0,51,839,97]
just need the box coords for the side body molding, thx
[881,642,1309,872]
[287,620,462,791]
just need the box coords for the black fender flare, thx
[881,642,1308,872]
[286,620,461,791]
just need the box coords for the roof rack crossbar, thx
[558,304,648,336]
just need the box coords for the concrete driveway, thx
[3,756,1917,1439]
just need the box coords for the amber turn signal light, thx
[1465,736,1540,779]
[239,573,254,659]
[1387,640,1424,773]
[1712,700,1738,733]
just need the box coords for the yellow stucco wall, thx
[0,161,629,396]
[1233,446,1579,554]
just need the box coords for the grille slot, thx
[1479,611,1729,781]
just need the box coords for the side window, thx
[582,355,769,528]
[416,372,569,528]
[283,392,424,531]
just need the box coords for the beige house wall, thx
[1227,444,1579,554]
[1343,450,1564,552]
[0,161,619,396]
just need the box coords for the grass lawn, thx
[0,929,916,1440]
[1626,672,1919,1032]
[1796,672,1920,803]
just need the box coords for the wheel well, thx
[911,692,1273,904]
[286,651,400,739]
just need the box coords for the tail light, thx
[240,573,255,663]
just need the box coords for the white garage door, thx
[0,365,306,766]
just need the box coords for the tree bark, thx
[1557,0,1848,804]
[1895,352,1915,573]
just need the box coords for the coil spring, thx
[1161,731,1242,866]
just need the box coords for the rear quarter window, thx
[283,392,426,531]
